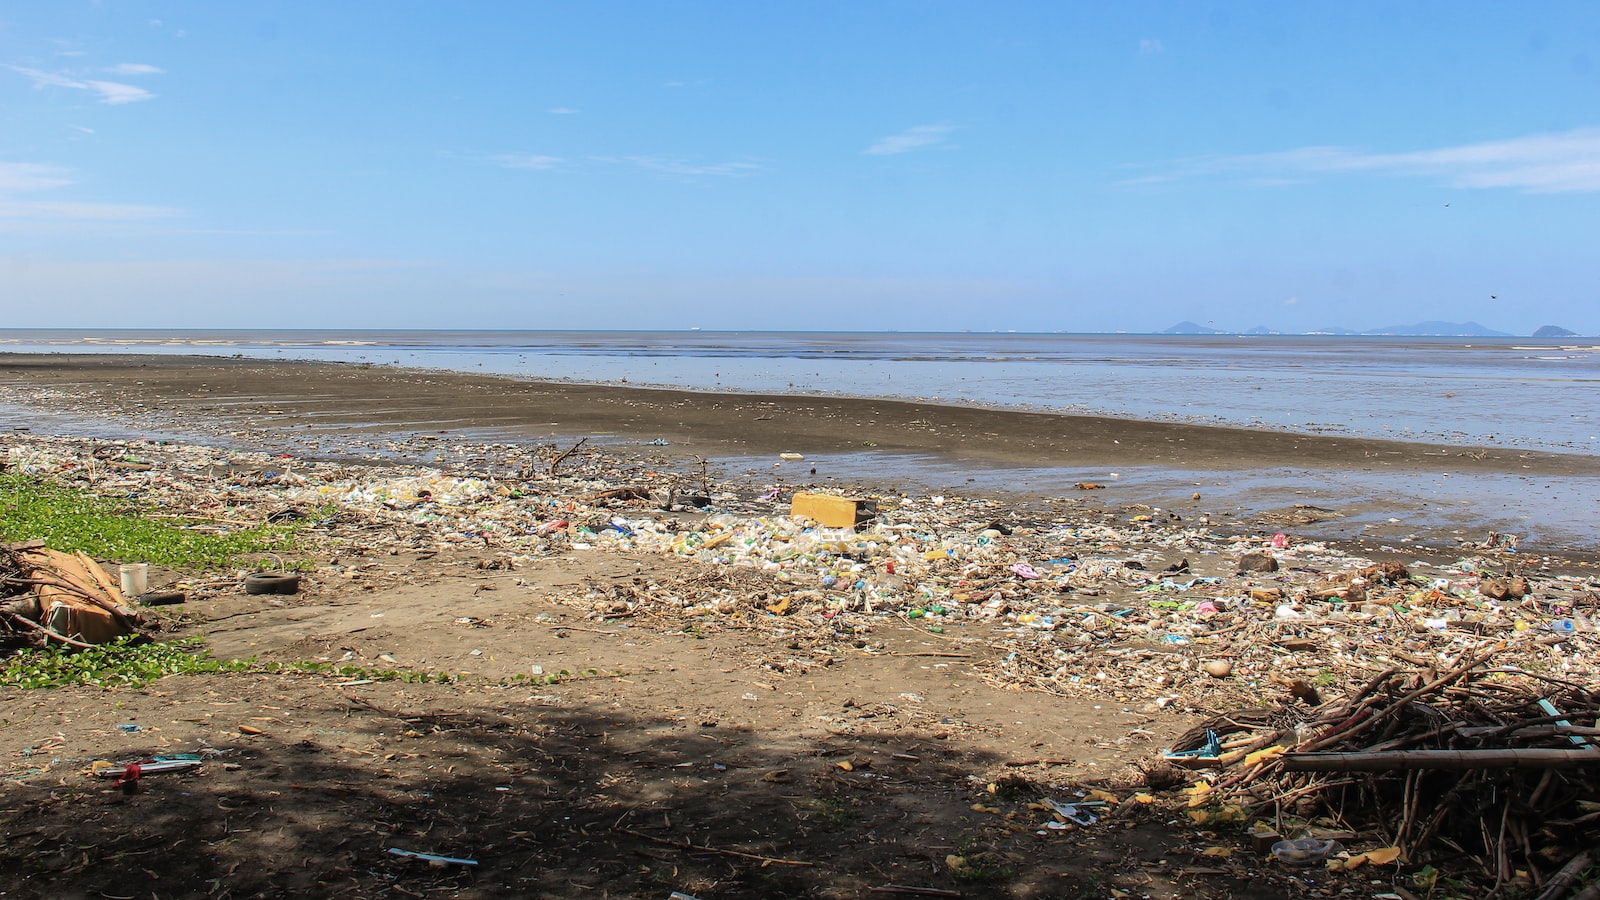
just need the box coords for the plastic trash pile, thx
[6,433,1595,711]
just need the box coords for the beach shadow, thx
[0,674,1287,899]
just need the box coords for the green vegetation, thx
[0,636,250,689]
[949,835,1014,883]
[0,472,307,569]
[0,635,607,690]
[809,795,862,828]
[257,659,458,684]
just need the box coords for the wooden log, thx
[1457,724,1600,740]
[1284,749,1600,772]
[1534,851,1593,900]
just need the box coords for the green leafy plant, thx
[1,633,614,691]
[949,835,1015,883]
[0,473,308,569]
[0,636,250,689]
[810,795,861,828]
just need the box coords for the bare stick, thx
[616,827,816,867]
[6,614,100,649]
[1285,748,1600,771]
[547,437,588,476]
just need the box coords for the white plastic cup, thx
[119,563,149,597]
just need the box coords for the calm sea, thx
[4,329,1596,456]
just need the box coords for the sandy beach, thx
[2,353,1598,899]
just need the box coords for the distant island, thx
[1533,325,1579,337]
[1162,321,1582,337]
[1361,321,1509,337]
[1162,321,1227,335]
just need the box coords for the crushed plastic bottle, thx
[1271,838,1343,867]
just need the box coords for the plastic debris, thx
[387,848,479,867]
[1270,838,1342,867]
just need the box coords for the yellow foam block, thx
[790,492,875,528]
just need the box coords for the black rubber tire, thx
[243,573,301,595]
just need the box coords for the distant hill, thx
[1532,325,1579,337]
[1362,321,1510,337]
[1162,321,1228,335]
[1159,320,1521,337]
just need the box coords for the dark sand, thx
[5,353,1595,474]
[4,352,1599,550]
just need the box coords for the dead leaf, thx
[1366,847,1402,865]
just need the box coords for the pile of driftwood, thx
[1,540,145,650]
[1166,641,1600,895]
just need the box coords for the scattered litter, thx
[3,430,1596,881]
[1271,838,1341,867]
[386,847,479,867]
[1044,797,1103,826]
[94,753,204,792]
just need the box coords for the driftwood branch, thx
[1285,748,1600,772]
[1534,850,1593,900]
[548,437,588,476]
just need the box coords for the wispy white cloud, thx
[0,161,177,221]
[10,65,156,104]
[0,162,74,193]
[108,63,163,76]
[608,156,761,177]
[83,79,155,104]
[480,152,761,178]
[865,124,955,156]
[1130,128,1600,194]
[546,107,579,115]
[488,153,565,170]
[0,200,177,220]
[1139,38,1165,54]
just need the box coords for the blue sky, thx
[3,2,1598,333]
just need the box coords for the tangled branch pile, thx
[1168,642,1600,891]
